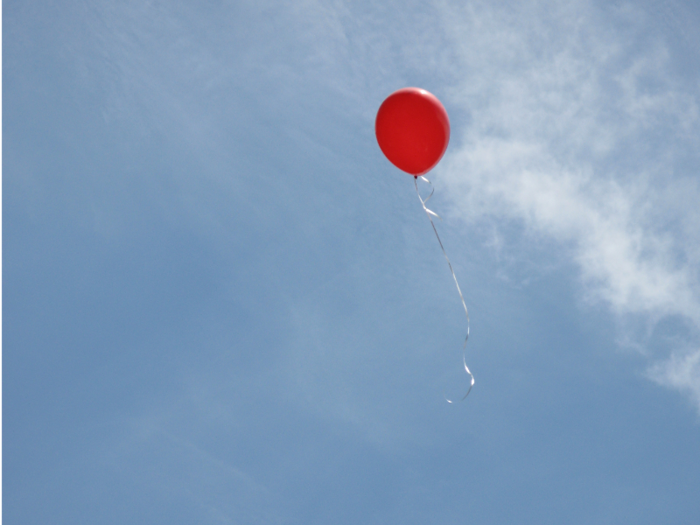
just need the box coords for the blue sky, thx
[4,0,700,523]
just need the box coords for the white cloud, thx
[648,349,700,409]
[85,0,700,413]
[437,0,700,410]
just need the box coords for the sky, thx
[4,0,700,523]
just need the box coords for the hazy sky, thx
[5,0,700,523]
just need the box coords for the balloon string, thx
[414,176,474,401]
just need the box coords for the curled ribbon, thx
[414,176,474,401]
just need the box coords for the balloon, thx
[375,87,450,176]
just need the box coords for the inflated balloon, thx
[375,88,450,176]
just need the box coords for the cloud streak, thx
[67,0,700,413]
[438,0,700,409]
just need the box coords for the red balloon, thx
[375,88,450,176]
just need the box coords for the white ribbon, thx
[414,176,474,401]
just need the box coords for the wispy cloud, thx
[104,415,280,524]
[438,0,700,409]
[75,0,700,413]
